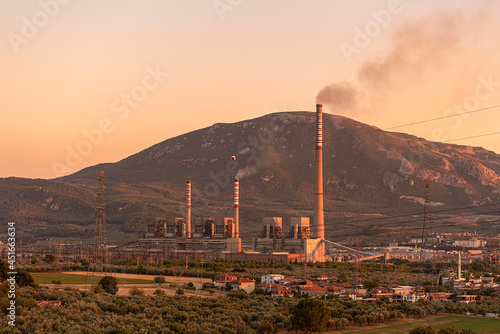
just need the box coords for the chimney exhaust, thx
[234,178,240,238]
[313,104,325,239]
[186,180,192,238]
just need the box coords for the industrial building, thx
[111,104,329,262]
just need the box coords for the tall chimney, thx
[313,104,325,239]
[234,178,240,238]
[458,251,462,280]
[186,180,192,238]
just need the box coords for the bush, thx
[154,289,166,296]
[154,276,166,285]
[410,325,437,334]
[175,288,184,295]
[98,276,118,295]
[129,287,144,296]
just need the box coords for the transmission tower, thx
[419,177,437,288]
[353,236,360,288]
[86,170,110,289]
[421,177,432,245]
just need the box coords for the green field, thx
[31,273,154,285]
[338,315,500,334]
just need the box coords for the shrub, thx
[98,276,118,295]
[129,287,145,296]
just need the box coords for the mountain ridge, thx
[3,111,500,242]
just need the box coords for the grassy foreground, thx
[338,315,500,334]
[31,272,154,285]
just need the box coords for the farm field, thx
[31,272,154,285]
[337,315,500,334]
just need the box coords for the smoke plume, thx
[316,4,498,128]
[315,81,359,111]
[235,149,279,179]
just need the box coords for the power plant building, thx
[111,104,328,262]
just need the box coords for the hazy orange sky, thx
[1,0,500,179]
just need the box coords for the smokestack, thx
[234,178,240,238]
[458,251,462,280]
[186,181,192,238]
[313,104,325,239]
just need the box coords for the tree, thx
[98,276,118,295]
[43,254,56,264]
[154,276,165,285]
[437,327,460,334]
[129,287,144,296]
[175,288,184,295]
[165,322,188,334]
[362,279,380,290]
[154,289,166,296]
[409,325,437,334]
[16,270,35,288]
[256,320,275,334]
[290,298,330,333]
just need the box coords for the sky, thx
[1,0,500,179]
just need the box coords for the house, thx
[392,291,426,303]
[368,286,393,300]
[453,281,470,291]
[316,275,337,282]
[214,274,237,283]
[261,274,284,284]
[299,285,327,298]
[213,274,237,290]
[255,283,273,293]
[289,279,314,291]
[339,291,364,301]
[456,295,477,303]
[390,285,415,296]
[317,283,347,296]
[271,285,293,297]
[229,278,256,293]
[426,292,453,302]
[481,276,494,284]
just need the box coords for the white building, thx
[453,239,487,248]
[261,274,285,285]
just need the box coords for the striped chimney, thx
[186,181,192,238]
[313,104,325,239]
[234,178,239,238]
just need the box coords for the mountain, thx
[3,112,500,243]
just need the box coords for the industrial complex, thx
[109,104,329,262]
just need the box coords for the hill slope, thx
[3,112,500,242]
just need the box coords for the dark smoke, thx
[316,8,486,116]
[315,81,359,110]
[358,11,466,90]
